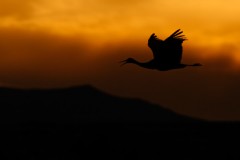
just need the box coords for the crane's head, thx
[120,58,136,66]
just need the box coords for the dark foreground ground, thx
[0,85,239,159]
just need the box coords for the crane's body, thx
[121,29,202,71]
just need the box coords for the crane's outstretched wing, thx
[164,29,186,64]
[148,33,164,62]
[148,29,186,64]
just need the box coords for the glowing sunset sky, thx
[0,0,240,120]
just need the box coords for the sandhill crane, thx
[121,29,202,71]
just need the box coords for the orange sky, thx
[0,0,240,120]
[1,0,240,46]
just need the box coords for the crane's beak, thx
[119,60,127,66]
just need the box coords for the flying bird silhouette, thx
[121,29,202,71]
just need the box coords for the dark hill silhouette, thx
[0,85,201,124]
[0,85,239,160]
